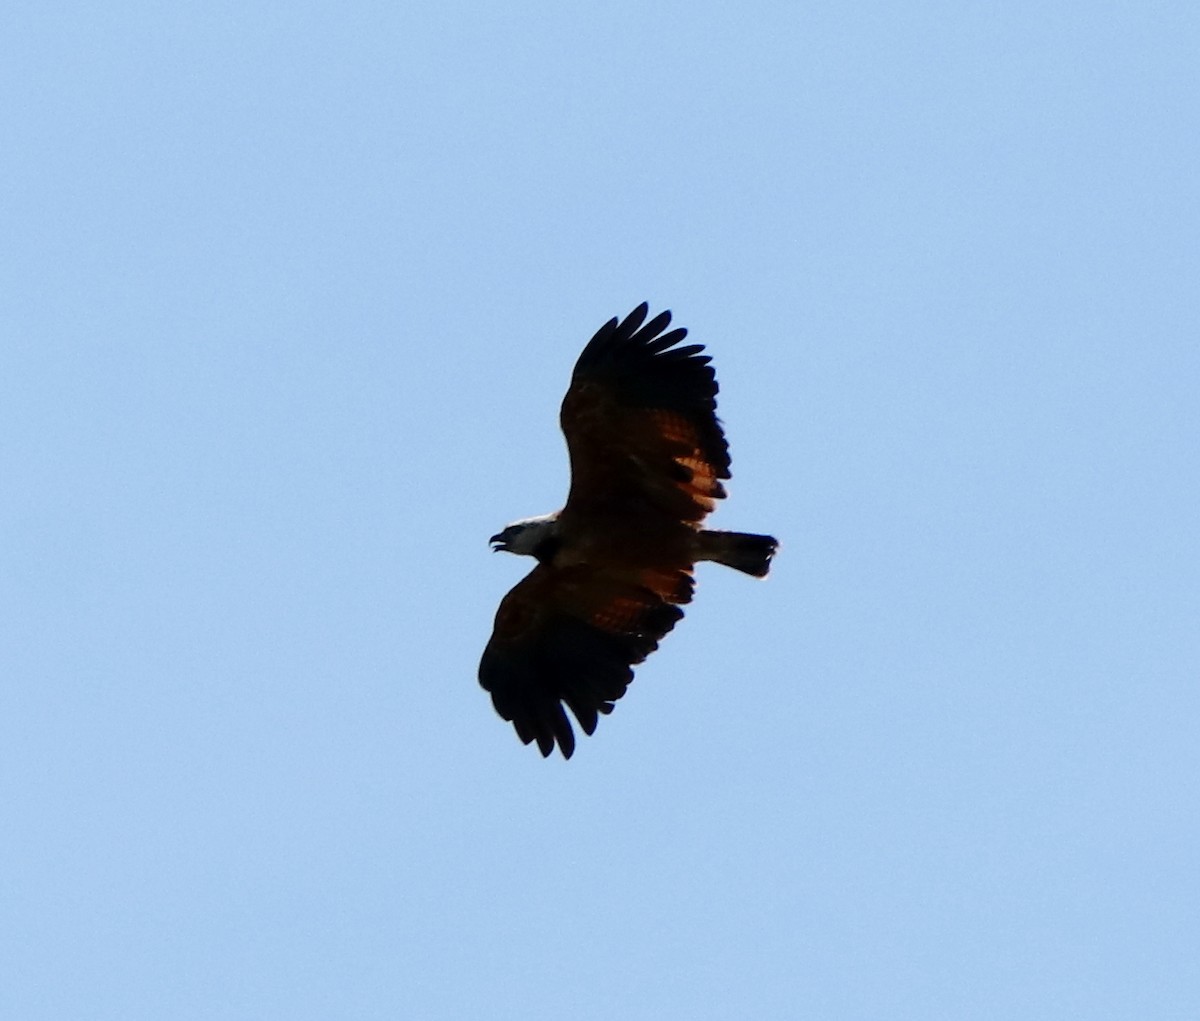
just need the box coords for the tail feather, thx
[696,530,778,578]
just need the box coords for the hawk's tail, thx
[696,530,778,578]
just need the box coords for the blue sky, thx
[2,2,1198,1018]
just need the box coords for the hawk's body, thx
[479,304,777,758]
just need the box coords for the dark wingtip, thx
[620,302,650,336]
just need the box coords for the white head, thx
[489,513,560,558]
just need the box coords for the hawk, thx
[479,303,777,758]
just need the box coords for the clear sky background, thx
[2,2,1197,1018]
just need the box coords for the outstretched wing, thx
[479,563,686,758]
[559,303,731,530]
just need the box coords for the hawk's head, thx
[489,513,560,559]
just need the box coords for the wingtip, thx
[619,302,650,336]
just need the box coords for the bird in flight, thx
[479,303,777,758]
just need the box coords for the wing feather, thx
[559,303,731,528]
[478,563,684,759]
